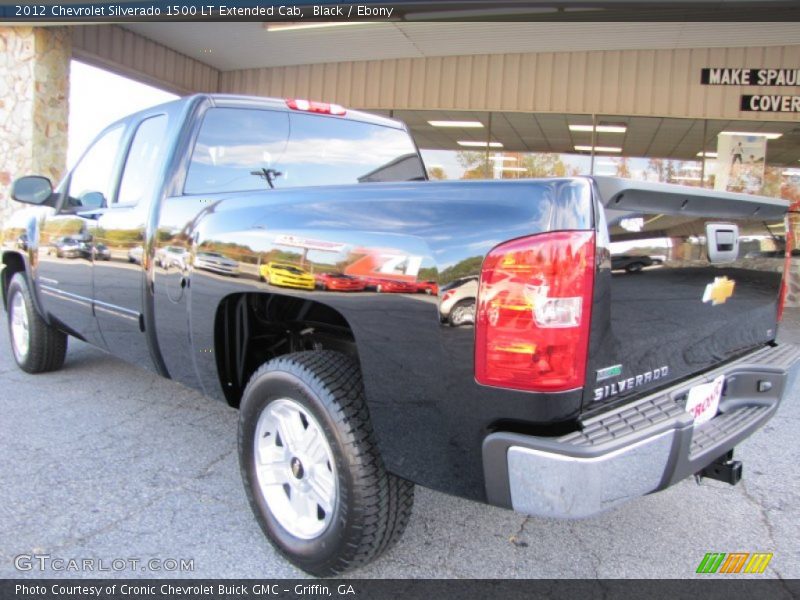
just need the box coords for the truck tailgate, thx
[585,178,790,411]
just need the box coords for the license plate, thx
[685,374,725,426]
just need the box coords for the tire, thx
[238,351,414,576]
[625,262,644,274]
[448,299,476,327]
[6,273,67,373]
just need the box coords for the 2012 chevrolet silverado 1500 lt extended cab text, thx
[3,95,798,575]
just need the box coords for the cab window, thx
[117,115,169,206]
[183,107,425,194]
[66,126,124,209]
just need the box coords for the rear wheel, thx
[6,273,67,373]
[239,351,414,576]
[448,299,476,327]
[626,262,644,273]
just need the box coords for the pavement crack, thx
[195,448,236,480]
[509,515,531,548]
[737,480,787,582]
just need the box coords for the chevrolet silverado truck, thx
[2,94,798,576]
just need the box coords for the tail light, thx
[778,221,794,322]
[442,289,456,303]
[286,98,347,116]
[475,231,596,392]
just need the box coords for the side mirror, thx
[11,176,53,205]
[77,191,107,211]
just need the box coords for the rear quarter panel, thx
[158,178,594,500]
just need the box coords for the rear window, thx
[184,107,425,194]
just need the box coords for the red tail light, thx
[778,222,794,322]
[286,98,347,116]
[475,231,596,392]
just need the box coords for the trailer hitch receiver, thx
[697,450,743,486]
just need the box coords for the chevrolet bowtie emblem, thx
[703,276,736,306]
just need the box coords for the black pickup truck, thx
[2,94,798,575]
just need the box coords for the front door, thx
[36,125,124,345]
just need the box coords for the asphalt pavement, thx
[1,309,799,579]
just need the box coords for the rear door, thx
[585,178,789,410]
[92,113,170,371]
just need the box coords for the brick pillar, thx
[0,26,70,224]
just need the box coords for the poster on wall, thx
[714,134,767,195]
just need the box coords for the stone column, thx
[0,26,70,224]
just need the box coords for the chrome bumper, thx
[483,342,800,519]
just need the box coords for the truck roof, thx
[117,93,406,131]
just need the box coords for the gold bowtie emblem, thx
[703,276,736,306]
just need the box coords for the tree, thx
[456,151,489,179]
[428,166,447,180]
[647,158,677,183]
[615,157,632,179]
[514,153,558,177]
[438,256,484,284]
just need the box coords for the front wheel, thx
[6,273,67,373]
[239,351,414,576]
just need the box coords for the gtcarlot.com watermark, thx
[14,554,194,573]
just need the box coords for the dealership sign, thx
[700,68,799,112]
[741,95,800,112]
[701,68,800,86]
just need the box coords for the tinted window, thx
[184,108,424,194]
[184,108,290,194]
[117,115,169,206]
[67,126,124,207]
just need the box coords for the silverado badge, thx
[702,276,736,306]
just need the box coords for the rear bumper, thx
[483,342,800,518]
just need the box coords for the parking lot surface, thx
[1,310,799,579]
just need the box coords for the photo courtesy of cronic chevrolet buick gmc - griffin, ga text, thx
[2,95,798,575]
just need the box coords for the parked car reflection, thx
[195,251,239,276]
[610,254,663,274]
[50,236,84,259]
[358,276,417,293]
[260,262,315,290]
[315,272,366,292]
[127,245,144,264]
[439,276,478,327]
[156,245,190,271]
[415,280,439,295]
[93,243,112,261]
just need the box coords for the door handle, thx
[706,223,739,263]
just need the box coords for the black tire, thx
[238,351,414,576]
[6,273,67,373]
[625,262,644,273]
[448,299,476,327]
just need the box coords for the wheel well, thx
[214,292,358,407]
[1,252,26,310]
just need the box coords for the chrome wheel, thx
[254,398,337,540]
[9,291,30,362]
[450,302,475,327]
